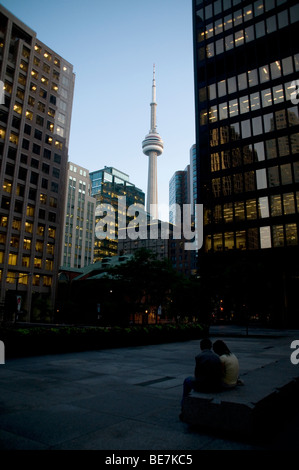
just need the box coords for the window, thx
[24,123,31,135]
[43,148,51,159]
[36,115,44,126]
[40,193,47,204]
[285,224,297,246]
[22,138,29,150]
[272,225,284,247]
[32,144,41,155]
[252,117,263,135]
[39,88,47,99]
[266,16,276,34]
[52,168,60,179]
[34,129,42,140]
[37,101,45,113]
[255,20,265,38]
[42,163,50,174]
[239,95,249,114]
[50,94,56,105]
[25,110,33,120]
[41,76,49,85]
[259,65,270,83]
[261,88,272,107]
[54,153,61,164]
[31,69,38,80]
[28,95,35,106]
[14,103,22,114]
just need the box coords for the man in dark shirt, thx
[181,338,222,404]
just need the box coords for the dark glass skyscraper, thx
[192,0,299,326]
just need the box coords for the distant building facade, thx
[0,6,74,321]
[90,167,145,261]
[61,162,95,269]
[169,166,190,225]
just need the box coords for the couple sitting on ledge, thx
[182,338,243,402]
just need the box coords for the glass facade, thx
[90,167,145,261]
[193,0,299,325]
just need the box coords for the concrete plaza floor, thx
[0,324,299,451]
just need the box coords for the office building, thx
[61,163,95,269]
[190,144,198,215]
[169,166,191,225]
[192,0,299,326]
[0,6,74,321]
[90,166,145,261]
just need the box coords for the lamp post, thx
[14,273,32,323]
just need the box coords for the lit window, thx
[44,51,52,61]
[285,224,298,246]
[43,276,52,286]
[41,76,49,85]
[272,225,284,247]
[34,258,42,268]
[26,110,33,120]
[14,103,22,114]
[40,193,47,204]
[3,180,12,193]
[32,275,40,286]
[8,253,18,265]
[31,69,38,79]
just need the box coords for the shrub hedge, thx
[0,323,208,358]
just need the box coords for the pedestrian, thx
[181,338,222,404]
[212,339,241,388]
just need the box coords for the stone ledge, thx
[180,358,299,437]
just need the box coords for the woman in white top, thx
[213,340,240,388]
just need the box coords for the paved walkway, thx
[0,325,299,451]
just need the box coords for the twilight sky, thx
[1,0,195,216]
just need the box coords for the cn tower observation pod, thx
[142,132,164,156]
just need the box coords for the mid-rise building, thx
[169,166,191,225]
[192,0,299,326]
[0,5,75,321]
[61,162,95,268]
[90,166,145,261]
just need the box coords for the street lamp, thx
[14,272,32,323]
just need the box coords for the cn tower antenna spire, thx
[142,65,164,219]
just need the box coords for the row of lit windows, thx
[200,55,299,104]
[0,216,55,236]
[196,0,287,22]
[69,165,88,177]
[197,1,292,41]
[205,222,297,252]
[0,239,55,255]
[206,192,299,225]
[201,83,298,126]
[207,89,297,124]
[15,75,68,117]
[211,139,299,171]
[1,238,54,254]
[211,164,299,197]
[209,121,299,152]
[0,251,54,269]
[2,270,52,287]
[1,196,58,220]
[197,5,299,60]
[2,184,58,207]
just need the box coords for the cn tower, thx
[142,64,164,219]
